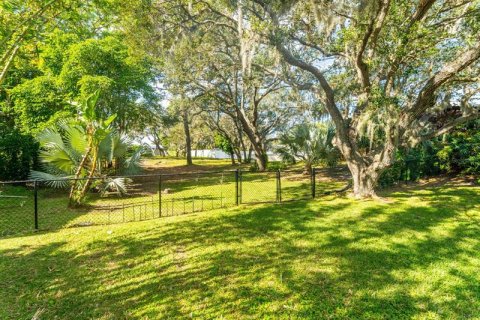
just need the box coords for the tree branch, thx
[353,0,390,112]
[384,0,438,93]
[406,41,480,123]
[417,112,480,143]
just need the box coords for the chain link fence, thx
[0,168,349,237]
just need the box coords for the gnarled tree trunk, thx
[303,162,312,175]
[234,107,267,170]
[348,163,381,198]
[252,146,267,171]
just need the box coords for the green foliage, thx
[214,134,233,155]
[437,121,480,175]
[266,161,288,171]
[277,122,339,171]
[247,159,287,172]
[8,76,70,133]
[39,30,80,75]
[379,142,442,187]
[4,32,159,135]
[31,122,142,191]
[379,121,480,187]
[59,36,158,130]
[31,92,143,204]
[0,126,39,180]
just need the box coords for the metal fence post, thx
[311,167,316,199]
[239,169,243,204]
[277,169,282,203]
[33,181,39,230]
[158,175,162,217]
[235,169,239,205]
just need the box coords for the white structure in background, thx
[192,149,282,161]
[132,136,167,156]
[265,152,282,161]
[191,149,231,159]
[133,135,282,160]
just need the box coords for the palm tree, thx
[31,91,143,205]
[276,122,339,174]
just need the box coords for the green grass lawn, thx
[1,184,479,319]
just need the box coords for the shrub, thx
[266,161,288,171]
[436,123,480,175]
[379,142,442,187]
[379,120,480,187]
[0,128,39,180]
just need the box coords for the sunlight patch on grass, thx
[1,186,480,319]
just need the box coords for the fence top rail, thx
[0,167,322,185]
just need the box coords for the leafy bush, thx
[0,127,39,180]
[379,120,480,187]
[249,161,260,172]
[436,122,480,175]
[379,142,442,187]
[266,161,288,171]
[8,76,68,133]
[214,134,234,155]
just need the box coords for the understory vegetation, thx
[380,120,480,187]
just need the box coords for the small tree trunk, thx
[77,148,99,203]
[182,109,192,165]
[234,148,242,163]
[230,152,235,165]
[69,140,93,206]
[0,45,20,86]
[253,148,267,171]
[153,138,162,156]
[304,162,312,175]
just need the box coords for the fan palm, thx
[277,122,339,174]
[30,91,143,205]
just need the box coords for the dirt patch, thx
[382,174,479,193]
[141,159,240,175]
[315,165,352,181]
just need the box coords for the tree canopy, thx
[142,0,479,196]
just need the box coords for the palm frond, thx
[277,121,340,167]
[37,124,85,173]
[64,125,88,155]
[39,148,78,174]
[100,177,131,197]
[98,132,114,162]
[121,147,144,175]
[37,128,64,149]
[30,171,71,188]
[112,135,130,159]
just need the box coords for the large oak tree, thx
[250,0,480,197]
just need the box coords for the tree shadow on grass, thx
[1,187,480,319]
